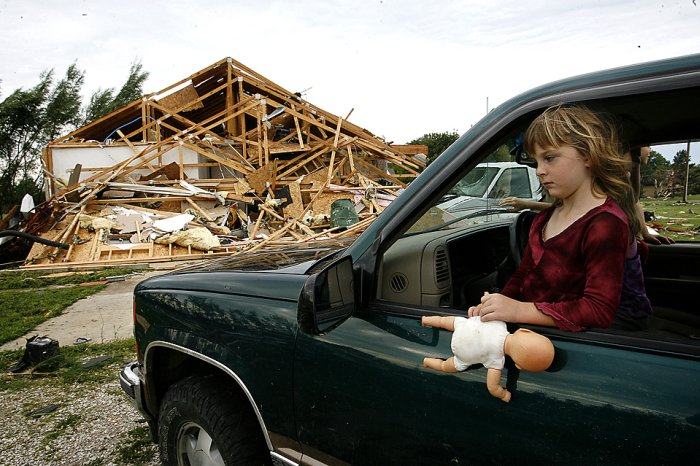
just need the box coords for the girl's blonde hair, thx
[524,104,642,237]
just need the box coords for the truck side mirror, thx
[298,255,355,335]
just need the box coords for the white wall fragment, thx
[152,213,194,233]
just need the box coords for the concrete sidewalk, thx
[0,271,164,351]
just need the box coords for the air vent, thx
[434,246,450,287]
[390,273,408,293]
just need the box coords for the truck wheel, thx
[158,375,270,466]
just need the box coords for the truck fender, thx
[143,340,274,451]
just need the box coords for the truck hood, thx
[135,238,354,302]
[173,238,354,274]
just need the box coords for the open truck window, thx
[375,101,699,356]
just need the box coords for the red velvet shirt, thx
[501,197,629,332]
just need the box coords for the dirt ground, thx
[0,271,170,464]
[0,378,159,465]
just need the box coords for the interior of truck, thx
[375,83,700,351]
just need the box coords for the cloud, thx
[1,0,698,143]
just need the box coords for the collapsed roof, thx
[24,57,427,270]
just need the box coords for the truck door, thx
[293,302,699,465]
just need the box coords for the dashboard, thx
[377,218,515,309]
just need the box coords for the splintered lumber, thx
[26,56,425,270]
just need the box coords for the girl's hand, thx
[642,230,674,245]
[467,304,482,317]
[471,292,523,322]
[471,292,557,327]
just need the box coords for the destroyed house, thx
[24,57,427,269]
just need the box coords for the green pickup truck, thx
[120,54,700,466]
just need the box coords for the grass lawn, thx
[0,267,135,290]
[640,194,700,242]
[0,338,137,389]
[0,285,105,345]
[0,267,137,345]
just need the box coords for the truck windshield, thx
[449,166,499,197]
[402,207,511,237]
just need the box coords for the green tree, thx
[482,139,516,164]
[0,65,84,212]
[408,131,460,165]
[0,61,149,212]
[687,164,700,195]
[672,149,689,169]
[640,150,671,188]
[671,149,690,196]
[82,61,149,125]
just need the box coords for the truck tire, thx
[158,375,270,466]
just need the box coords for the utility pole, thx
[486,97,489,114]
[683,140,691,203]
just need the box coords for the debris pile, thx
[19,57,426,269]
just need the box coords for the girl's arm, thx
[476,213,628,331]
[636,202,674,245]
[472,293,557,327]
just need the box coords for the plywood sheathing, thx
[158,84,204,113]
[282,181,304,219]
[247,161,277,195]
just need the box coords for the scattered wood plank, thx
[28,56,425,270]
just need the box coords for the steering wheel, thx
[509,210,537,267]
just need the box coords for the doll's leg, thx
[423,356,458,373]
[421,315,455,331]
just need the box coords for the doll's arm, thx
[486,368,511,402]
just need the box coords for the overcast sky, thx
[1,0,699,161]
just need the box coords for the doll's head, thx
[505,328,555,372]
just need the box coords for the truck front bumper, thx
[119,361,153,423]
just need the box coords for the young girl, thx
[470,105,643,331]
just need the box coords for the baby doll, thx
[422,315,554,402]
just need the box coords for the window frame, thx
[369,287,700,361]
[353,69,700,360]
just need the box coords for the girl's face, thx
[532,144,592,199]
